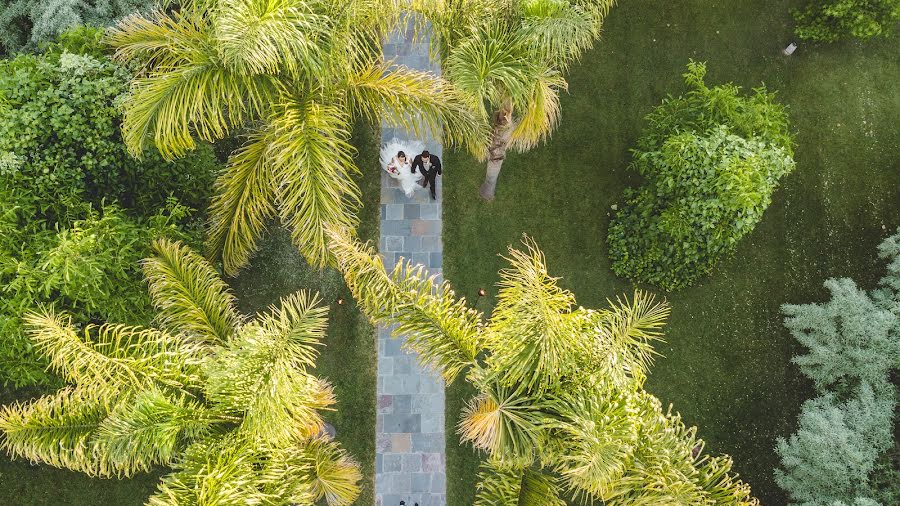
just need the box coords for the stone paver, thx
[376,15,445,506]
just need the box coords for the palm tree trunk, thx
[479,101,516,200]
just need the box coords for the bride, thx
[381,138,424,197]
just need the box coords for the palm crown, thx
[107,0,486,275]
[327,225,759,505]
[413,0,616,199]
[0,239,361,506]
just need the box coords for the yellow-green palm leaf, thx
[206,130,280,276]
[143,238,240,343]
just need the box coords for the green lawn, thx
[442,1,900,505]
[0,122,381,505]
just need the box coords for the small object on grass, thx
[783,43,798,55]
[337,297,344,305]
[478,288,486,297]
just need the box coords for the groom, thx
[411,150,442,200]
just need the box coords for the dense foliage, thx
[607,61,795,291]
[0,240,361,505]
[0,43,218,217]
[776,229,900,505]
[0,37,219,387]
[329,227,759,504]
[0,0,146,54]
[793,0,900,42]
[107,0,481,275]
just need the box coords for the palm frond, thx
[445,23,539,110]
[327,226,482,381]
[299,437,363,506]
[24,309,205,392]
[519,0,600,67]
[0,387,113,477]
[586,291,669,387]
[458,383,544,464]
[346,62,489,153]
[206,130,279,276]
[143,238,240,344]
[109,9,275,158]
[215,0,328,76]
[261,437,362,505]
[596,392,754,506]
[122,62,274,160]
[204,291,333,444]
[484,236,585,393]
[268,98,360,268]
[547,388,637,501]
[149,437,274,505]
[508,66,566,152]
[95,389,223,477]
[474,460,565,506]
[254,290,329,369]
[410,0,508,61]
[107,9,209,69]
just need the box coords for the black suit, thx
[411,154,442,199]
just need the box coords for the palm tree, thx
[326,225,759,505]
[107,0,486,275]
[0,239,360,506]
[412,0,616,200]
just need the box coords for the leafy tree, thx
[412,0,616,199]
[775,382,894,505]
[793,0,900,42]
[108,0,484,275]
[782,278,899,390]
[607,61,795,291]
[776,229,900,505]
[327,225,758,504]
[0,239,361,505]
[0,0,147,55]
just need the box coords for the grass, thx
[442,1,900,505]
[0,121,382,505]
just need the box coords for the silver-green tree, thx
[0,0,148,54]
[0,239,361,505]
[108,0,485,274]
[411,0,616,199]
[776,229,900,505]
[327,225,759,504]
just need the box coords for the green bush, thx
[782,277,899,389]
[607,61,794,291]
[0,34,220,387]
[776,229,900,505]
[775,382,894,505]
[0,198,197,386]
[0,0,147,55]
[0,46,218,219]
[793,0,900,42]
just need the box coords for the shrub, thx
[793,0,900,42]
[0,0,148,55]
[607,61,794,291]
[0,45,218,219]
[774,382,895,504]
[776,229,900,505]
[0,188,199,386]
[782,277,899,389]
[0,33,220,387]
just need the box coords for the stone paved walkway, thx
[375,17,446,506]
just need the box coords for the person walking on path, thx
[411,150,442,200]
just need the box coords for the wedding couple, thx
[380,139,442,199]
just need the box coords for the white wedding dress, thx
[381,138,424,197]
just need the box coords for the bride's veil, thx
[380,137,426,170]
